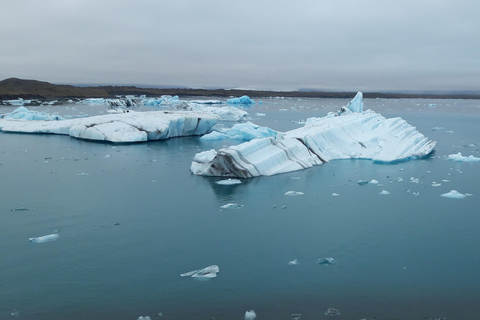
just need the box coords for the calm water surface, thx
[1,98,480,320]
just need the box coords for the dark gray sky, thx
[1,0,479,91]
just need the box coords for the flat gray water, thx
[1,98,480,320]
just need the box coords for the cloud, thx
[1,0,479,91]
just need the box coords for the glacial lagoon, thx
[1,97,480,320]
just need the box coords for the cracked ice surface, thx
[0,110,218,143]
[191,92,436,178]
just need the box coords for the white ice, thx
[220,203,244,209]
[448,152,480,162]
[191,92,436,178]
[200,121,278,141]
[227,95,254,105]
[141,95,180,106]
[2,107,64,121]
[137,317,151,320]
[215,179,242,185]
[441,190,467,199]
[174,101,247,121]
[285,191,304,196]
[29,233,59,243]
[288,259,299,265]
[244,310,257,320]
[0,110,217,143]
[180,265,219,279]
[379,190,390,195]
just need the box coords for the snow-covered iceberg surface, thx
[191,92,436,178]
[0,110,217,143]
[201,122,278,141]
[1,107,64,121]
[174,102,247,121]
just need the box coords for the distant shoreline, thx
[1,78,480,101]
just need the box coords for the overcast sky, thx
[1,0,479,92]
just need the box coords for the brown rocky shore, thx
[1,77,479,101]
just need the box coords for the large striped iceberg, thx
[191,92,436,178]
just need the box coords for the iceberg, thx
[29,233,59,243]
[0,110,217,143]
[191,92,436,178]
[448,152,480,162]
[174,101,247,121]
[201,122,278,141]
[1,107,64,121]
[244,310,257,320]
[441,190,467,199]
[180,265,219,279]
[227,95,254,105]
[141,95,180,106]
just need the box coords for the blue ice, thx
[200,122,278,141]
[2,107,64,121]
[227,95,254,105]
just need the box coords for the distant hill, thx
[1,78,480,100]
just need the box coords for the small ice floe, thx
[215,178,242,185]
[77,173,89,176]
[432,182,442,187]
[180,265,219,279]
[448,152,480,162]
[324,307,340,316]
[410,177,420,183]
[379,190,390,195]
[288,259,299,265]
[357,180,368,185]
[285,191,304,196]
[290,176,301,180]
[256,113,266,116]
[11,309,21,317]
[432,126,445,131]
[331,193,339,196]
[220,203,244,209]
[10,207,35,212]
[137,316,151,320]
[441,190,467,199]
[317,257,336,265]
[291,314,302,320]
[370,179,379,184]
[29,233,59,243]
[244,310,256,320]
[103,154,112,158]
[413,192,420,196]
[393,177,404,182]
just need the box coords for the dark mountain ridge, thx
[1,78,479,100]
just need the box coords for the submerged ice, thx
[191,92,436,178]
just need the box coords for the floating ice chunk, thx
[244,310,257,320]
[220,203,244,209]
[332,193,339,196]
[11,309,21,317]
[1,110,217,143]
[448,152,480,162]
[432,182,441,187]
[137,316,151,320]
[345,92,363,113]
[288,259,299,265]
[201,122,278,141]
[413,192,420,196]
[256,113,266,116]
[325,307,340,316]
[410,177,420,183]
[141,95,179,106]
[292,314,302,320]
[285,191,304,196]
[3,107,64,121]
[379,190,390,195]
[441,190,467,199]
[370,179,379,184]
[357,180,368,185]
[227,95,254,105]
[29,233,59,243]
[174,102,247,121]
[10,207,35,212]
[180,265,219,279]
[317,257,336,265]
[191,92,435,178]
[215,178,242,185]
